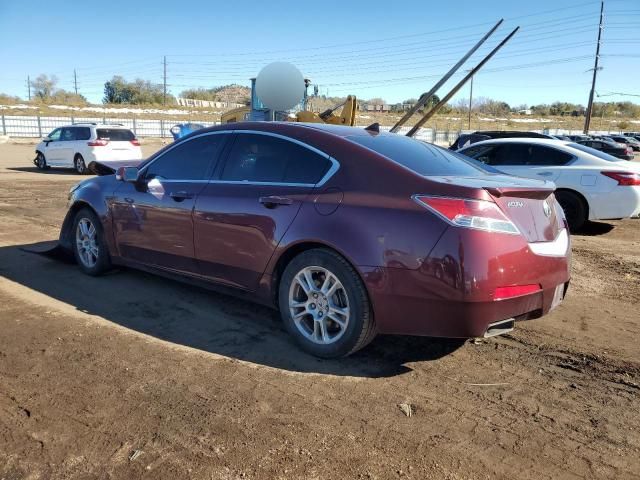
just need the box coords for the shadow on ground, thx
[1,241,464,379]
[7,167,84,175]
[574,221,615,236]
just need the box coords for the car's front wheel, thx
[278,249,375,358]
[74,154,87,174]
[72,208,111,276]
[35,152,48,170]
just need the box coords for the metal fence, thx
[0,115,219,138]
[0,114,627,143]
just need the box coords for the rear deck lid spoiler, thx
[484,186,555,200]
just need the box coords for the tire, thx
[72,208,111,276]
[36,152,48,170]
[74,154,87,175]
[278,248,375,358]
[556,190,587,232]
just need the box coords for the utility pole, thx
[73,69,78,95]
[27,75,31,101]
[468,74,474,130]
[584,0,604,134]
[163,55,167,106]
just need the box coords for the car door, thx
[42,128,63,164]
[514,145,573,182]
[474,143,565,182]
[110,132,229,275]
[57,127,77,166]
[193,131,334,291]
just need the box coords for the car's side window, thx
[528,146,573,166]
[220,133,331,185]
[48,128,61,141]
[75,127,91,141]
[490,144,531,166]
[61,128,76,142]
[461,145,493,162]
[145,134,227,181]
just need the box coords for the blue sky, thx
[0,0,638,107]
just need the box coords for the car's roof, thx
[194,121,389,139]
[461,137,572,147]
[60,123,131,129]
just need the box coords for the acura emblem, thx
[507,201,524,208]
[543,200,551,217]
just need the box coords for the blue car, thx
[169,123,205,141]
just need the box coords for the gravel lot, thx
[0,141,639,479]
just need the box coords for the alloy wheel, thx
[288,266,350,345]
[75,156,86,174]
[75,218,98,268]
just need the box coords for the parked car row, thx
[452,130,638,161]
[456,137,640,230]
[24,122,638,357]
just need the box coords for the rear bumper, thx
[361,227,571,338]
[91,147,142,162]
[588,186,640,220]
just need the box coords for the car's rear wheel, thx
[36,152,48,170]
[279,249,375,358]
[74,154,87,175]
[72,208,111,276]
[556,190,587,232]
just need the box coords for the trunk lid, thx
[428,175,562,242]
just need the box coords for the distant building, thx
[392,103,416,112]
[359,103,392,112]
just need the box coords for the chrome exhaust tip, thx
[483,318,515,338]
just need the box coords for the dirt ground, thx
[0,140,638,480]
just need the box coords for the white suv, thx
[34,123,143,174]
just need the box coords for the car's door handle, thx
[536,172,553,176]
[259,196,294,208]
[169,191,194,202]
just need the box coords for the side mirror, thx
[116,166,139,183]
[43,137,53,143]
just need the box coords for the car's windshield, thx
[347,133,489,177]
[567,142,625,162]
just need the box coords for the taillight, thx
[414,195,520,235]
[87,139,109,147]
[601,171,640,186]
[130,139,140,146]
[494,284,541,300]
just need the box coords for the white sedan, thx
[458,138,640,230]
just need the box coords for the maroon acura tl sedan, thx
[59,122,570,357]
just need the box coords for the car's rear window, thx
[347,134,487,176]
[96,128,135,141]
[567,143,624,162]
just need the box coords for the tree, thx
[28,74,87,105]
[0,93,21,104]
[103,76,172,105]
[367,97,386,106]
[31,74,58,101]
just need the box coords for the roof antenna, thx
[365,122,380,133]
